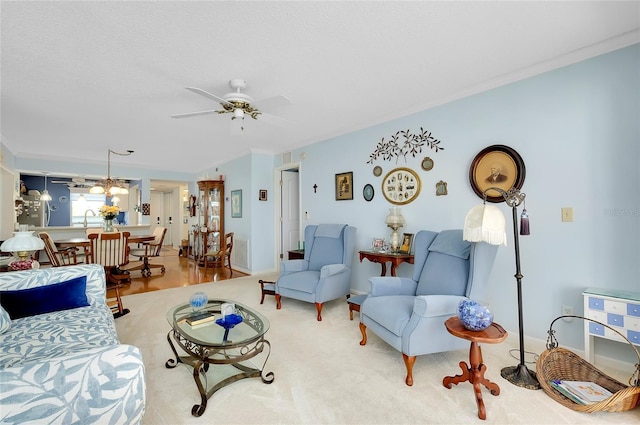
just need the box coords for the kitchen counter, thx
[28,225,151,239]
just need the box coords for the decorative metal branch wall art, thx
[367,127,445,164]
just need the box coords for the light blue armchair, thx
[359,229,498,385]
[276,224,357,321]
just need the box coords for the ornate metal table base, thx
[165,329,274,417]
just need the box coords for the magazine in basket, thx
[550,380,613,404]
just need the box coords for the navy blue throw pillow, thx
[0,276,90,319]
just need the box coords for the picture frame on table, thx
[468,144,526,203]
[335,171,354,201]
[231,190,242,218]
[372,238,385,252]
[399,233,414,254]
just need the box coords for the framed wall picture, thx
[335,171,353,201]
[400,233,414,254]
[381,167,421,205]
[469,145,526,203]
[231,189,242,218]
[258,189,267,201]
[435,180,448,196]
[363,183,374,202]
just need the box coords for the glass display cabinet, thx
[192,180,225,266]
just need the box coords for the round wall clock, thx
[363,184,374,202]
[382,167,421,205]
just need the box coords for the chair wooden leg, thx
[105,268,130,318]
[275,294,282,309]
[315,302,323,321]
[359,322,368,346]
[403,353,416,386]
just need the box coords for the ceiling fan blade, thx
[171,110,219,119]
[257,111,290,127]
[185,87,231,105]
[252,94,292,112]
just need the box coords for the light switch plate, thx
[561,207,573,222]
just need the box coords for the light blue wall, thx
[3,44,638,361]
[269,44,639,359]
[203,153,277,273]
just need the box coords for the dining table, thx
[55,234,155,265]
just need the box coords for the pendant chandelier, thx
[90,149,134,196]
[40,172,52,201]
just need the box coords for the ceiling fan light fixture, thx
[234,108,244,119]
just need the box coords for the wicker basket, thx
[537,315,640,413]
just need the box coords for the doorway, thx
[276,165,301,263]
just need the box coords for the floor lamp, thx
[463,187,540,390]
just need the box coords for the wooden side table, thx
[287,249,304,260]
[442,316,508,420]
[358,251,414,276]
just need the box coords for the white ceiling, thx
[2,1,639,175]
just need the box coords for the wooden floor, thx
[119,247,249,297]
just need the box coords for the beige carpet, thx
[115,274,640,425]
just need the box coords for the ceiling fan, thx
[171,79,291,134]
[51,177,98,188]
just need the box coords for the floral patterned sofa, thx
[0,264,145,424]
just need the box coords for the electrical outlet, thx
[561,305,574,322]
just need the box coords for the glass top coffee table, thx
[165,298,274,417]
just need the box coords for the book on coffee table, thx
[186,311,215,326]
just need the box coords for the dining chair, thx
[203,232,234,276]
[127,226,167,277]
[39,232,80,266]
[87,231,131,317]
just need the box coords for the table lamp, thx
[385,207,405,253]
[1,225,45,271]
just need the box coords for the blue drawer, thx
[628,303,640,317]
[607,313,624,327]
[589,297,604,310]
[628,330,640,346]
[589,322,605,336]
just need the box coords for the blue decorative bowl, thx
[215,313,243,329]
[458,299,493,331]
[189,292,208,310]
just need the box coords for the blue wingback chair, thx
[275,224,357,321]
[359,229,498,385]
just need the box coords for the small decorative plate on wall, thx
[382,167,421,205]
[373,166,382,177]
[363,184,374,202]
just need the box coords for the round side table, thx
[442,316,508,420]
